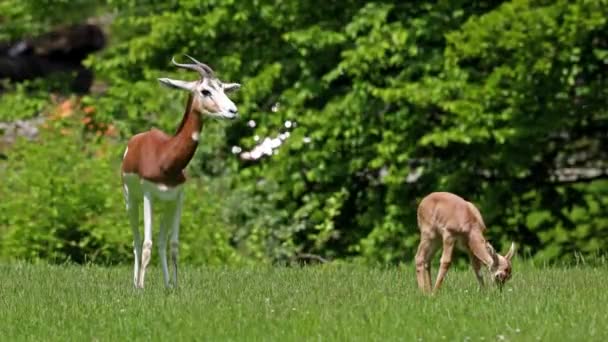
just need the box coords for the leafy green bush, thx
[1,0,606,265]
[82,0,607,263]
[0,82,55,122]
[0,110,247,265]
[0,112,125,262]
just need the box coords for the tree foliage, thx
[1,0,607,264]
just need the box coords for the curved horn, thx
[171,56,211,78]
[184,54,215,76]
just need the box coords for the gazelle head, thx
[158,55,240,120]
[487,242,516,288]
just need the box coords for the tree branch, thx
[294,253,329,264]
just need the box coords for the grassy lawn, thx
[1,262,606,341]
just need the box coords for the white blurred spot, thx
[303,137,311,144]
[379,166,388,181]
[271,103,280,112]
[406,167,423,183]
[270,138,282,149]
[231,146,242,154]
[247,120,256,128]
[254,135,260,142]
[261,138,273,156]
[239,132,290,161]
[284,120,292,128]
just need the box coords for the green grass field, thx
[1,262,606,341]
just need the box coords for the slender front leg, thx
[433,237,455,293]
[468,232,495,269]
[469,252,484,288]
[124,183,141,288]
[138,192,153,289]
[169,191,184,287]
[415,236,437,294]
[158,204,172,288]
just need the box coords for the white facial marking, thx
[191,131,200,142]
[197,78,238,119]
[160,71,239,119]
[123,147,129,159]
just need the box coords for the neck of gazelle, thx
[467,230,497,270]
[159,94,203,176]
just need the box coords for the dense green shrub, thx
[0,112,125,262]
[0,110,247,265]
[1,0,606,264]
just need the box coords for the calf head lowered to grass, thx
[415,192,516,293]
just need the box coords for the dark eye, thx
[201,89,211,97]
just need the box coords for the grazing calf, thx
[415,192,515,293]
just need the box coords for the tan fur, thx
[415,192,515,293]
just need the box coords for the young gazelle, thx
[121,55,240,288]
[415,192,515,293]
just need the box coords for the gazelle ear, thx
[158,78,197,91]
[505,242,516,261]
[223,82,241,93]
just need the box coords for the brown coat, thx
[121,95,202,186]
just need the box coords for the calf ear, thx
[505,242,516,261]
[486,242,499,267]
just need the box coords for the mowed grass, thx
[1,262,607,341]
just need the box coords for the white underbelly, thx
[123,173,183,201]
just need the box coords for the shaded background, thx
[0,0,606,265]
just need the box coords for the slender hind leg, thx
[415,233,439,293]
[169,191,183,287]
[433,236,455,292]
[158,203,172,288]
[123,182,141,288]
